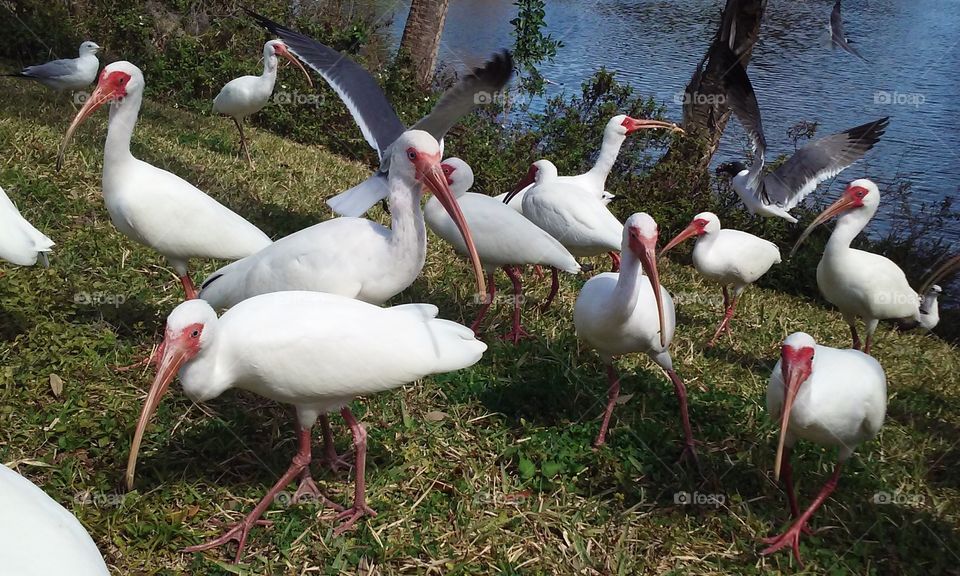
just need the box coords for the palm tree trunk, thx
[399,0,451,88]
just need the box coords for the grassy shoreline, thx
[1,81,959,575]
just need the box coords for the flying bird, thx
[5,41,100,92]
[830,0,868,62]
[718,117,889,223]
[245,9,513,218]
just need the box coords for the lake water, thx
[368,0,960,245]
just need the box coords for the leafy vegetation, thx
[1,73,959,575]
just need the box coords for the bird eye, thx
[190,329,200,338]
[407,150,418,161]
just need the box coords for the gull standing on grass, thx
[5,41,100,93]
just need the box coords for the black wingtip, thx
[472,50,514,89]
[848,116,890,146]
[244,7,287,36]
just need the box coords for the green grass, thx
[1,80,959,575]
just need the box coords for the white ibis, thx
[831,0,868,62]
[56,62,272,299]
[493,159,559,215]
[500,115,673,212]
[573,213,697,460]
[125,291,486,562]
[917,285,942,332]
[719,118,889,223]
[762,332,886,565]
[0,464,110,575]
[661,211,780,347]
[424,158,579,342]
[199,131,486,308]
[791,179,919,353]
[0,184,54,267]
[245,11,513,218]
[5,41,100,92]
[213,40,312,167]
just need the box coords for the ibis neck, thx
[260,54,279,87]
[611,252,643,320]
[104,90,143,165]
[178,334,231,403]
[587,129,627,186]
[387,176,427,265]
[825,210,871,254]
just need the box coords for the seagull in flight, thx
[831,0,868,62]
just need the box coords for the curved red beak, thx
[790,193,861,258]
[628,226,667,348]
[622,116,685,135]
[274,43,313,88]
[125,336,186,490]
[56,74,124,171]
[773,346,813,481]
[661,221,701,255]
[503,164,538,206]
[415,153,486,297]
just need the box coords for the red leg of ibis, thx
[540,267,560,313]
[594,364,621,447]
[183,425,339,563]
[609,251,621,272]
[469,272,497,335]
[665,368,700,470]
[333,407,377,535]
[499,266,530,344]
[849,323,862,351]
[180,274,199,300]
[776,446,812,536]
[317,414,351,473]
[708,292,739,348]
[233,117,253,169]
[761,462,843,566]
[864,333,874,356]
[532,264,545,280]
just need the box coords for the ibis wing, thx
[763,117,889,210]
[410,51,514,141]
[246,10,405,160]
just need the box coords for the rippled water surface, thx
[367,0,959,242]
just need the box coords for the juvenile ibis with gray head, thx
[424,158,579,342]
[791,179,919,353]
[762,332,886,565]
[213,39,312,167]
[661,211,780,347]
[199,131,487,308]
[125,291,486,562]
[0,184,54,267]
[573,213,697,460]
[5,41,100,92]
[56,62,272,299]
[244,10,513,218]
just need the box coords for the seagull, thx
[830,0,868,63]
[244,10,513,218]
[661,211,780,347]
[213,39,313,167]
[0,184,54,267]
[718,117,890,223]
[917,285,942,332]
[791,179,920,353]
[424,158,580,342]
[0,464,110,575]
[5,41,100,92]
[125,291,486,562]
[762,332,886,565]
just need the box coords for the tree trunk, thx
[672,0,767,170]
[399,0,450,88]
